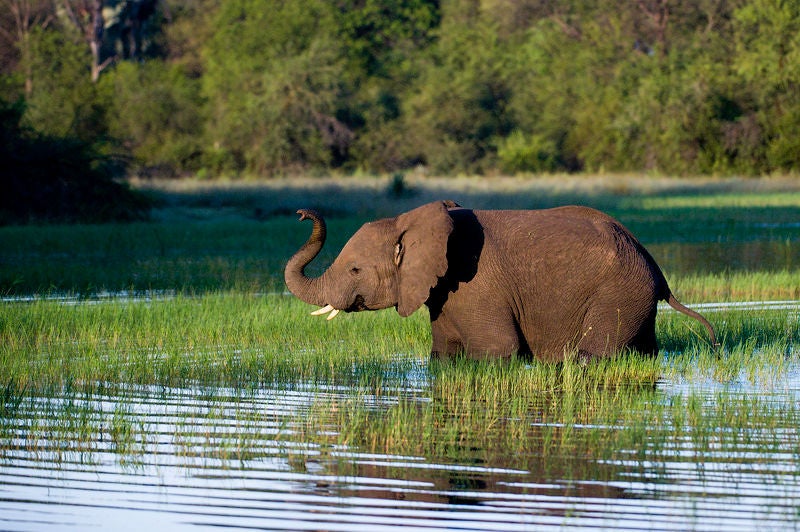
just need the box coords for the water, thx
[650,241,800,275]
[2,232,799,530]
[3,368,800,531]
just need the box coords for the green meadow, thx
[3,175,800,295]
[2,176,800,501]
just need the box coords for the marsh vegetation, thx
[1,176,799,529]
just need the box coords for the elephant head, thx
[284,201,456,318]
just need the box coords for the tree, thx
[0,0,55,93]
[402,7,513,173]
[58,0,107,81]
[58,0,162,82]
[334,0,441,171]
[21,27,106,141]
[202,0,350,175]
[0,98,149,224]
[733,0,800,171]
[101,60,204,175]
[336,0,440,77]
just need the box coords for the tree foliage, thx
[201,0,348,175]
[0,99,149,224]
[2,0,800,178]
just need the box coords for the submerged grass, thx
[1,291,798,483]
[299,359,800,481]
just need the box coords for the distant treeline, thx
[2,0,800,178]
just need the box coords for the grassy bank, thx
[2,175,799,295]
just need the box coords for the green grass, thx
[667,270,800,301]
[0,294,429,392]
[2,175,799,295]
[1,290,795,393]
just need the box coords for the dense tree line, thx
[2,0,800,178]
[0,99,149,223]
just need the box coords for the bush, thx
[0,99,150,224]
[497,131,559,173]
[101,61,204,176]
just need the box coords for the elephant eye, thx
[350,266,361,275]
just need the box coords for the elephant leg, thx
[430,312,521,360]
[577,304,657,359]
[430,314,461,359]
[431,328,462,358]
[465,336,521,360]
[628,312,659,356]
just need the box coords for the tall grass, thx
[2,292,797,479]
[2,290,795,394]
[298,357,800,479]
[0,293,429,392]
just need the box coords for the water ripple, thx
[3,383,800,531]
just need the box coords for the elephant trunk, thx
[284,209,329,308]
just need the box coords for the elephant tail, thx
[665,293,719,351]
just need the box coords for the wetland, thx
[2,176,800,530]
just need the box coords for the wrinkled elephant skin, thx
[284,201,717,361]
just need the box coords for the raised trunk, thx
[284,209,328,307]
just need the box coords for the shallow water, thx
[3,363,800,531]
[650,241,800,275]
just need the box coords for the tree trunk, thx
[89,0,103,82]
[59,0,109,82]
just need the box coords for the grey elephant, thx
[284,200,717,361]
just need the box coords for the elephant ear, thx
[395,201,455,317]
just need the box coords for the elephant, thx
[284,200,717,361]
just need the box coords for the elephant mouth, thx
[310,295,369,321]
[346,295,368,312]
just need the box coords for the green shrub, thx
[0,99,150,224]
[101,61,204,176]
[497,131,558,173]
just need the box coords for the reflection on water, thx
[650,241,799,275]
[3,369,800,531]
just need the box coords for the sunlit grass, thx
[2,287,796,395]
[3,175,799,295]
[635,192,800,210]
[0,293,429,393]
[668,270,800,301]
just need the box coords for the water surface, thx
[3,359,800,531]
[650,241,800,275]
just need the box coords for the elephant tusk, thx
[311,304,335,316]
[310,304,340,320]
